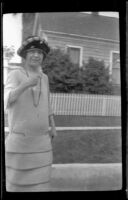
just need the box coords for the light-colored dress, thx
[4,67,53,192]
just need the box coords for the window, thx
[110,51,120,85]
[66,45,83,67]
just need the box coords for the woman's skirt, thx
[5,132,53,192]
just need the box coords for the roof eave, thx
[40,29,119,43]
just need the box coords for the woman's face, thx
[25,49,44,67]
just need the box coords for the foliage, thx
[81,57,113,94]
[43,49,113,95]
[3,46,15,62]
[43,49,83,93]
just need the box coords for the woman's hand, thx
[25,75,41,88]
[49,126,57,141]
[49,114,57,141]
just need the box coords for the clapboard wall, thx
[43,31,119,67]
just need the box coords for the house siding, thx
[43,32,119,67]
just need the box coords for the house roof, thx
[38,12,119,41]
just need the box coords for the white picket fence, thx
[50,93,121,116]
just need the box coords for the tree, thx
[43,50,113,95]
[43,49,83,93]
[82,57,112,94]
[3,46,15,63]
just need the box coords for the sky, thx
[3,12,119,63]
[3,13,22,62]
[99,12,119,18]
[82,12,119,18]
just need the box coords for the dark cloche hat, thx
[17,36,50,59]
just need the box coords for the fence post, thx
[102,96,107,116]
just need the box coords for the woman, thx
[4,36,57,192]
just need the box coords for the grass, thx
[4,114,121,127]
[4,114,121,164]
[52,129,122,164]
[54,115,121,127]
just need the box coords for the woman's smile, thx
[31,59,40,62]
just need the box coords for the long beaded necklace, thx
[25,70,42,107]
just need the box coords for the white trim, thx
[54,127,121,131]
[44,33,118,46]
[66,45,83,67]
[4,126,121,133]
[109,50,120,75]
[40,29,119,43]
[52,163,122,168]
[38,23,42,37]
[33,13,39,35]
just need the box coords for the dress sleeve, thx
[47,76,54,116]
[4,69,20,112]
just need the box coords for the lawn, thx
[4,114,121,127]
[4,114,122,164]
[54,115,121,127]
[52,129,122,164]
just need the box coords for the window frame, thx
[66,45,83,67]
[109,50,120,75]
[109,50,120,85]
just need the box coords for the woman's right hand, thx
[25,75,41,88]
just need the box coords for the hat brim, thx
[17,36,50,59]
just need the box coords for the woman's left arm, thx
[47,76,57,139]
[49,114,57,139]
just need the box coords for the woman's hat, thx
[17,36,50,59]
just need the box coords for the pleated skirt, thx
[5,132,53,192]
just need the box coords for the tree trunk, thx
[22,13,36,41]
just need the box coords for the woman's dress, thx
[4,67,53,192]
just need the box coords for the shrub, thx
[43,49,83,93]
[82,57,113,94]
[3,46,15,62]
[43,49,113,95]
